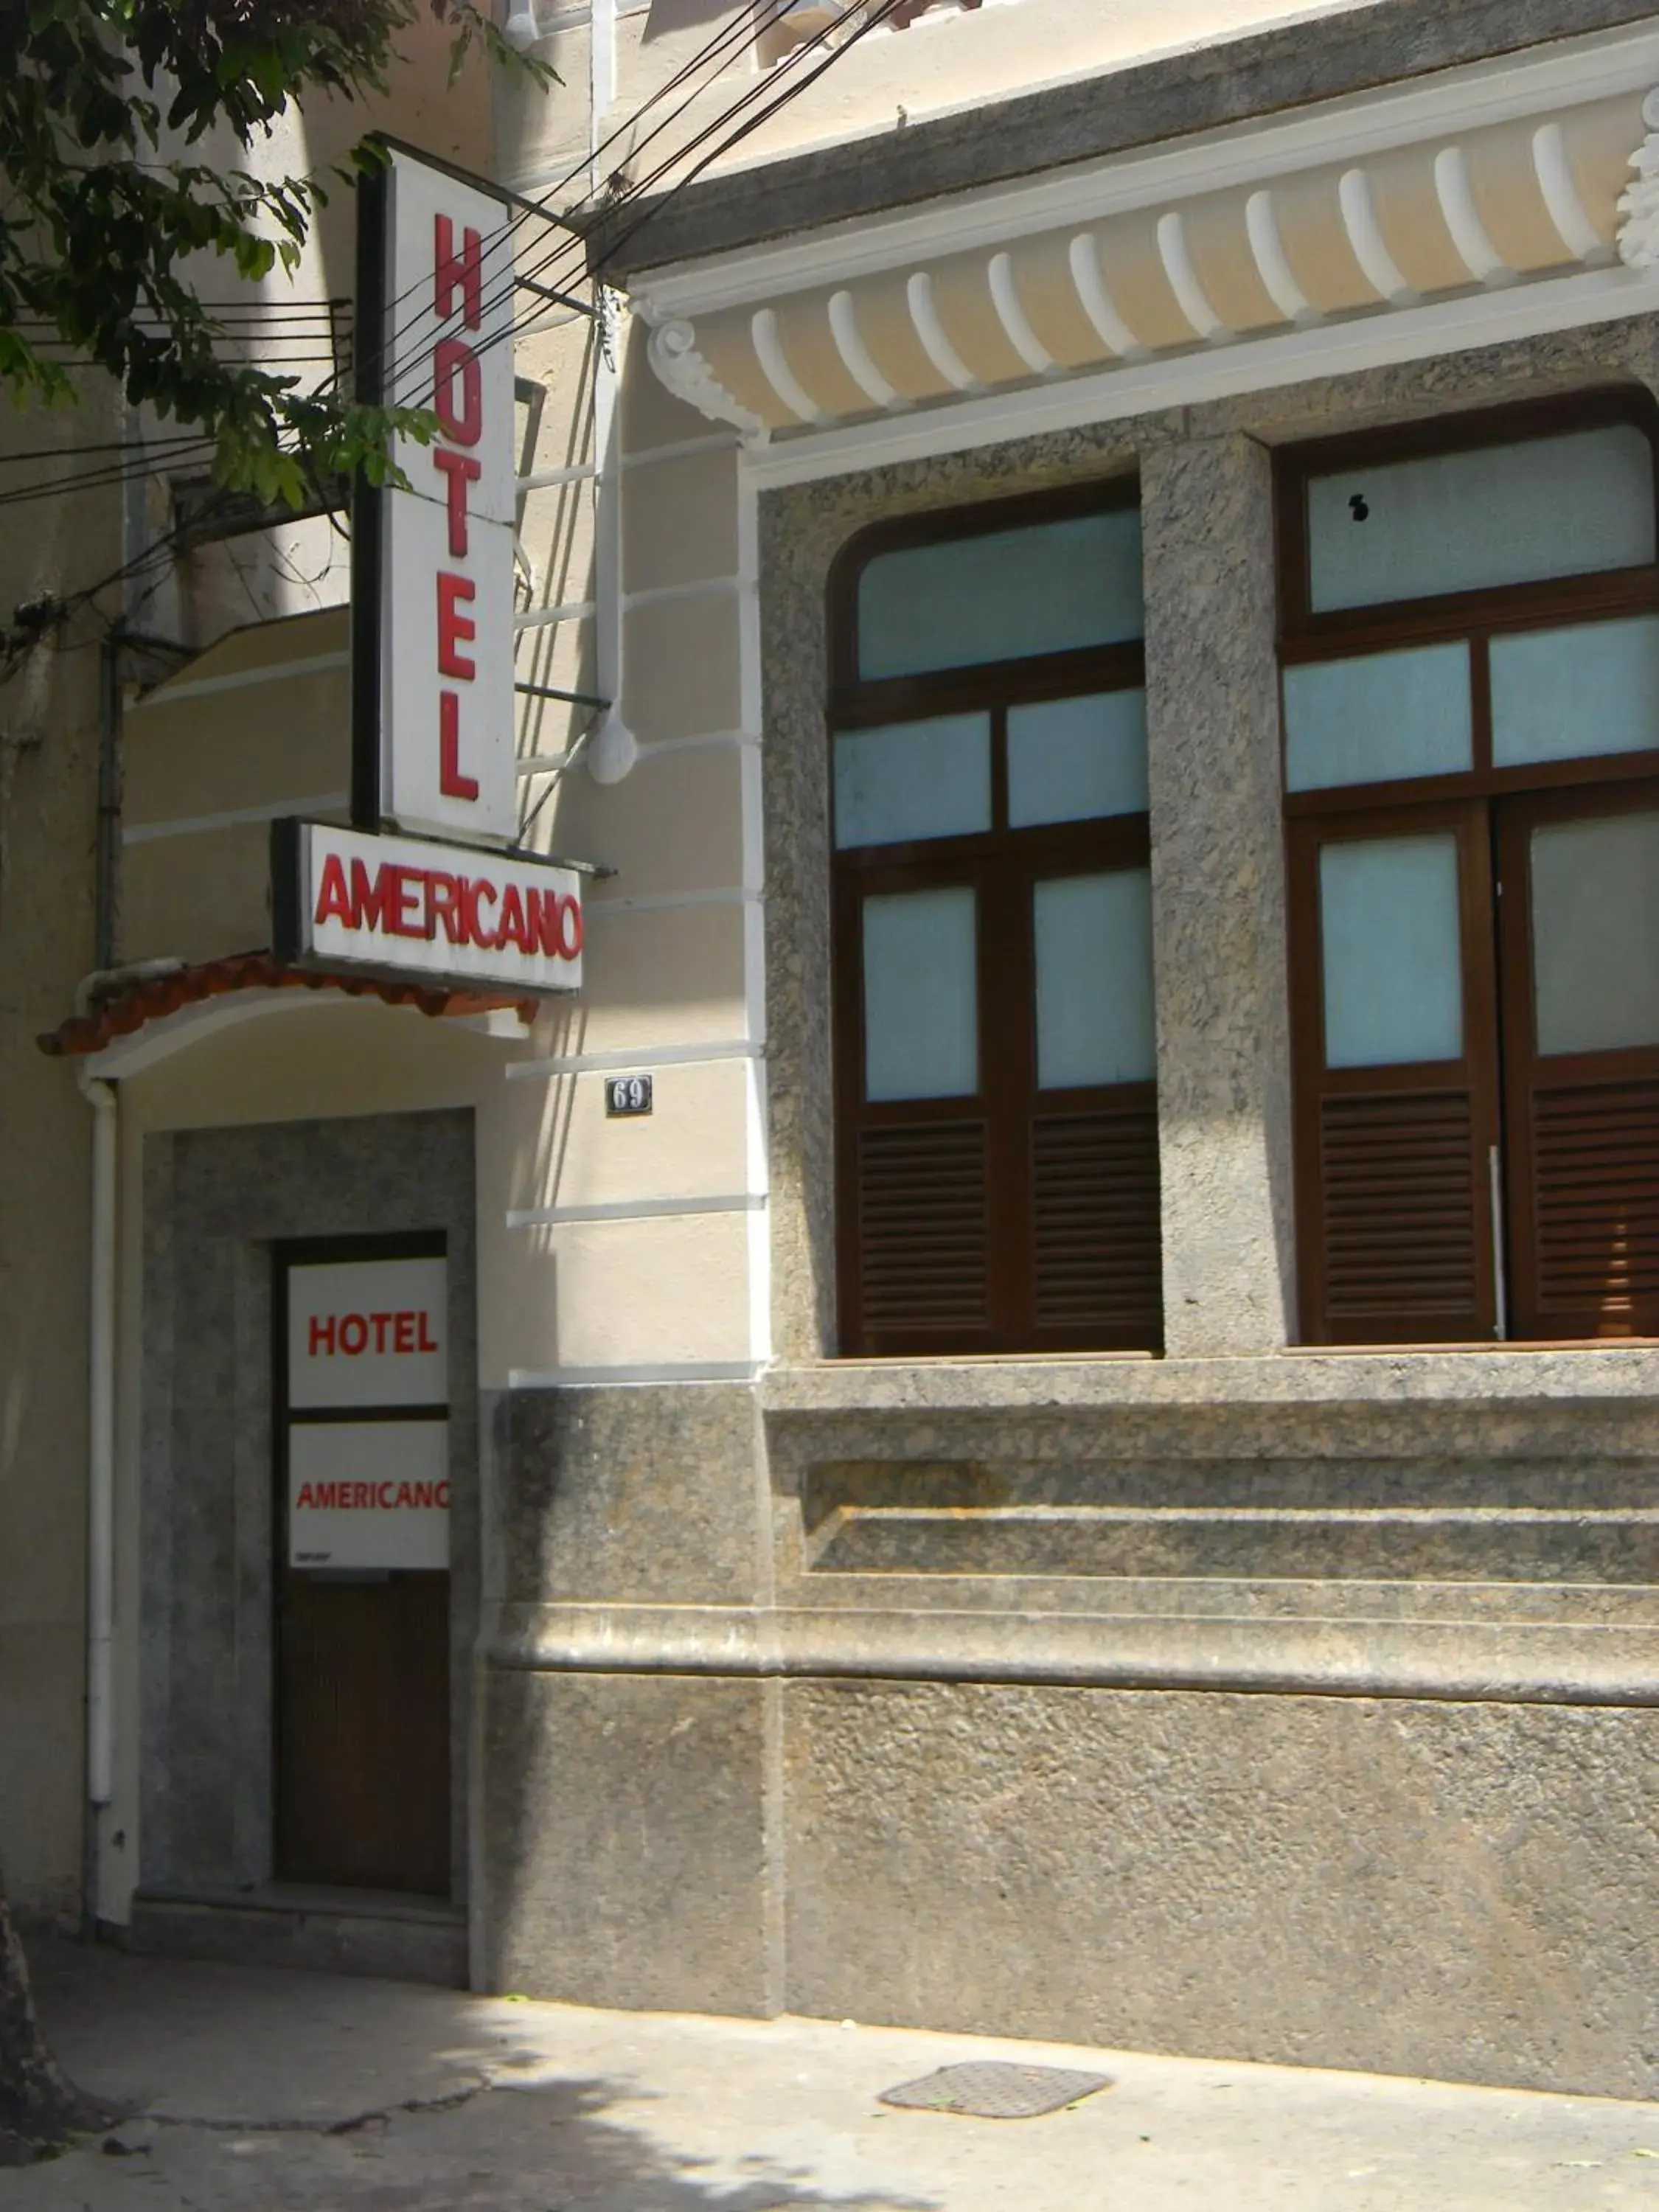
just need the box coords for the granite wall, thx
[479,319,1659,2094]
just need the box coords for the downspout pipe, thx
[95,635,121,972]
[78,1067,118,1859]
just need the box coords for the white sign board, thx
[288,1256,448,1410]
[281,821,583,995]
[377,146,518,843]
[288,1420,450,1570]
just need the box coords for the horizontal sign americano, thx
[274,820,583,995]
[288,1421,450,1571]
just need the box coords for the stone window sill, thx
[759,1341,1659,1414]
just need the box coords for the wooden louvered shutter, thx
[1290,804,1500,1344]
[1029,1100,1162,1349]
[1499,783,1659,1340]
[855,1119,992,1345]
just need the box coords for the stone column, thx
[1141,430,1296,1356]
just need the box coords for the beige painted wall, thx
[0,398,122,1921]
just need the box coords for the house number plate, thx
[605,1074,653,1117]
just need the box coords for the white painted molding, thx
[1337,166,1417,307]
[987,250,1057,376]
[1156,210,1228,342]
[742,261,1659,489]
[621,573,748,611]
[507,1192,767,1230]
[1066,232,1147,361]
[828,287,907,410]
[507,1037,765,1081]
[644,316,769,441]
[1245,187,1320,327]
[517,460,599,493]
[514,597,597,631]
[1433,144,1514,287]
[751,306,833,427]
[906,270,984,393]
[1532,121,1611,264]
[1618,86,1659,268]
[622,430,743,469]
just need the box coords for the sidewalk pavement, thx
[11,1936,1659,2209]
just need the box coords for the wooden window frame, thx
[1276,389,1659,1346]
[829,477,1161,1357]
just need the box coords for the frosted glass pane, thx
[835,714,991,848]
[1492,614,1659,768]
[863,888,978,1100]
[1308,427,1655,612]
[1009,691,1149,825]
[1531,813,1659,1056]
[1034,871,1156,1089]
[1284,643,1471,791]
[1321,835,1463,1068]
[858,508,1144,678]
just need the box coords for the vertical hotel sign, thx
[271,139,582,996]
[352,141,518,843]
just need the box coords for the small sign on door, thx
[288,1421,450,1571]
[288,1256,447,1409]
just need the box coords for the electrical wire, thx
[14,0,901,634]
[352,0,812,406]
[0,1,804,507]
[380,0,906,416]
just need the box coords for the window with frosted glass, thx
[1319,835,1464,1068]
[1307,426,1654,613]
[1284,644,1472,792]
[856,507,1144,680]
[835,714,992,847]
[1009,692,1149,825]
[1281,397,1659,1348]
[833,485,1160,1355]
[1034,871,1156,1089]
[1491,615,1659,768]
[862,888,979,1102]
[1529,813,1659,1057]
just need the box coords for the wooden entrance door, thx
[274,1239,452,1896]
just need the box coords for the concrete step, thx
[122,1885,466,1986]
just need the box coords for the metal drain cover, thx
[878,2062,1112,2119]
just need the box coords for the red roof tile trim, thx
[38,952,538,1058]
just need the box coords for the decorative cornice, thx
[634,52,1657,473]
[644,317,769,444]
[1618,86,1659,265]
